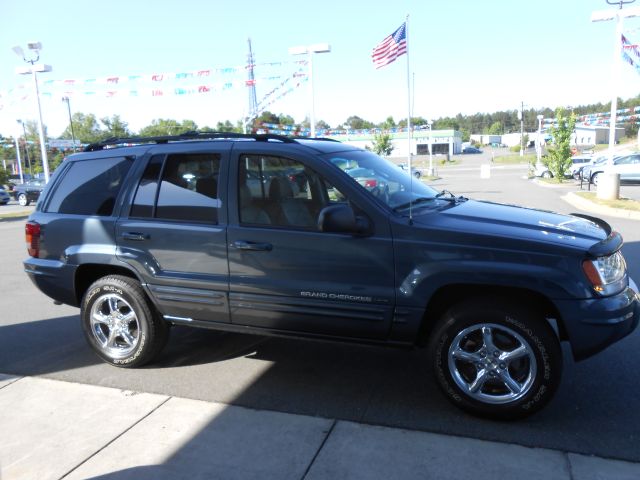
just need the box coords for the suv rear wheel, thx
[428,297,561,420]
[81,275,169,367]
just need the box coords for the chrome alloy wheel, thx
[89,293,140,359]
[448,323,536,405]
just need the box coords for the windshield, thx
[322,149,439,209]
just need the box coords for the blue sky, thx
[1,0,640,137]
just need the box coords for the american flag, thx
[372,22,407,69]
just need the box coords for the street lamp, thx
[288,43,331,137]
[17,119,32,176]
[12,41,52,183]
[62,96,77,152]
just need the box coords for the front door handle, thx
[121,232,150,241]
[233,240,272,251]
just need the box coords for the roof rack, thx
[83,131,298,152]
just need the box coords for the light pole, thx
[288,43,331,137]
[62,96,77,152]
[13,135,24,184]
[17,119,32,176]
[12,41,52,183]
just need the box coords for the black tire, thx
[427,297,562,420]
[541,171,552,179]
[81,275,169,368]
[414,171,422,179]
[18,193,29,206]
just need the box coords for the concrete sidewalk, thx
[1,374,639,480]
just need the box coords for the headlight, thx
[582,251,627,295]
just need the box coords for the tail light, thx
[364,179,378,188]
[25,222,41,258]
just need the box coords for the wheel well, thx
[416,284,567,346]
[74,264,138,305]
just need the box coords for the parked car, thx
[0,187,10,205]
[462,146,482,154]
[12,180,46,206]
[22,132,639,420]
[582,153,640,185]
[534,155,592,179]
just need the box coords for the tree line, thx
[1,93,639,176]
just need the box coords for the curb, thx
[562,192,640,221]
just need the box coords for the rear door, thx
[116,144,230,324]
[226,143,396,339]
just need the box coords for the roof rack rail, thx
[83,131,298,152]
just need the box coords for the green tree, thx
[138,119,198,137]
[369,132,394,156]
[487,121,502,135]
[344,116,374,130]
[61,113,102,144]
[101,115,131,138]
[214,120,242,132]
[545,108,576,181]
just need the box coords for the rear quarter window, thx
[45,156,133,216]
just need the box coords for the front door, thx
[226,148,395,339]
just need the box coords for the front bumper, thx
[556,279,639,361]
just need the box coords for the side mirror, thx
[318,204,370,235]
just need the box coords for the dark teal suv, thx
[23,132,639,419]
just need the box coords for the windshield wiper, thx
[435,190,468,203]
[392,197,437,211]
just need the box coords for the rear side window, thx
[45,157,132,216]
[130,153,221,223]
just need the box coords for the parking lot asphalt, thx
[2,373,640,480]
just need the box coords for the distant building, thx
[469,134,501,146]
[572,124,624,146]
[328,129,463,157]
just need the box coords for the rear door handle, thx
[233,240,272,251]
[121,232,150,241]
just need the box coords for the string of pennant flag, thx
[0,60,308,111]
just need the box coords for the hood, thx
[412,199,609,253]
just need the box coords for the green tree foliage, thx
[344,115,375,130]
[101,115,131,138]
[138,119,198,137]
[61,113,102,144]
[214,120,242,132]
[487,121,502,135]
[545,108,576,181]
[369,132,394,156]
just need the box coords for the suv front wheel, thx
[81,275,169,367]
[428,297,562,420]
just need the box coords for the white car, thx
[534,155,592,179]
[587,152,640,185]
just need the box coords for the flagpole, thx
[405,14,413,221]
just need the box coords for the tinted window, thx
[46,156,132,216]
[155,153,221,223]
[130,155,163,218]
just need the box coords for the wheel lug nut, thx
[493,351,500,358]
